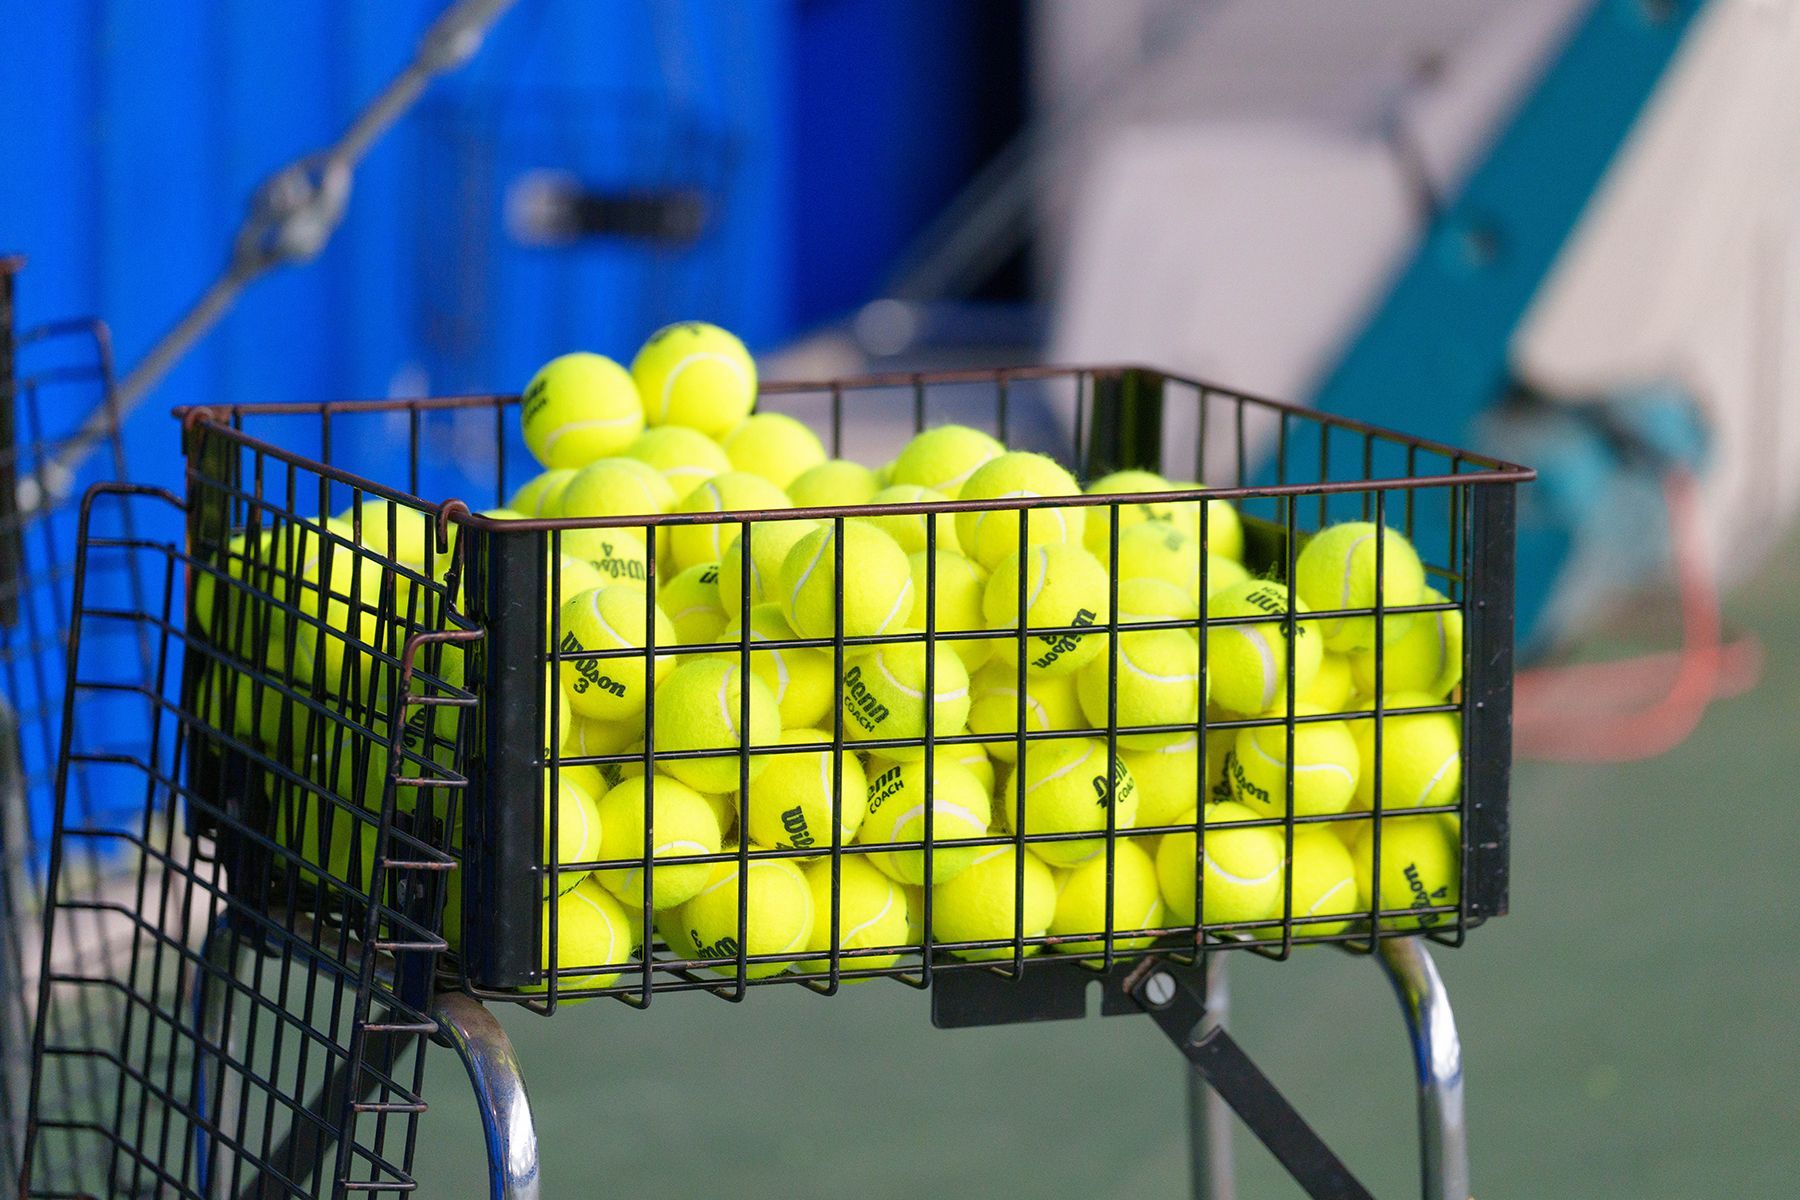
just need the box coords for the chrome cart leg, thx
[432,990,540,1200]
[1377,937,1471,1200]
[1187,953,1235,1200]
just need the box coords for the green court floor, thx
[411,539,1800,1197]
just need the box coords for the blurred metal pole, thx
[1186,953,1235,1200]
[1378,937,1471,1200]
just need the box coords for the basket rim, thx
[174,363,1536,534]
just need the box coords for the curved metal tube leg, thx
[1378,937,1470,1200]
[433,991,540,1200]
[1186,954,1235,1200]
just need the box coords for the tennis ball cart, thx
[19,366,1530,1198]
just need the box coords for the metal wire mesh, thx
[0,258,161,1191]
[169,367,1527,1021]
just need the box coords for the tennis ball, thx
[930,846,1056,961]
[521,352,644,469]
[718,519,821,614]
[966,662,1085,763]
[907,549,994,673]
[955,451,1086,571]
[1299,652,1356,712]
[558,457,674,522]
[1081,469,1176,555]
[841,641,971,758]
[868,743,996,798]
[1000,737,1138,866]
[278,792,378,896]
[665,852,814,978]
[340,500,436,570]
[787,459,882,509]
[564,713,639,762]
[1229,709,1360,818]
[1120,733,1212,830]
[1348,587,1462,699]
[720,412,827,489]
[539,768,604,896]
[1050,838,1167,955]
[509,468,578,516]
[1075,627,1203,749]
[598,745,739,839]
[650,657,780,794]
[717,604,833,728]
[1115,577,1198,629]
[657,562,728,645]
[624,425,733,501]
[860,485,960,556]
[592,773,723,910]
[555,585,675,721]
[1294,521,1426,652]
[669,472,793,574]
[1350,813,1459,931]
[1110,519,1197,594]
[744,729,869,853]
[1154,802,1286,929]
[858,760,992,886]
[778,520,913,640]
[983,544,1110,677]
[631,322,757,438]
[1347,692,1461,811]
[1204,579,1323,716]
[801,855,911,975]
[531,878,635,994]
[550,555,608,618]
[889,425,1004,498]
[1263,828,1361,940]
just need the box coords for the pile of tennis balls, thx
[203,321,1467,993]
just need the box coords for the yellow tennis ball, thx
[508,468,578,516]
[555,585,675,721]
[599,745,740,839]
[664,852,814,978]
[649,658,780,794]
[558,457,674,521]
[1154,801,1286,929]
[1051,838,1167,955]
[530,878,635,995]
[1119,735,1202,831]
[744,729,869,854]
[669,472,792,573]
[1350,813,1459,931]
[907,549,994,673]
[1347,692,1461,811]
[1075,627,1203,749]
[787,458,882,508]
[1348,587,1462,698]
[657,562,727,645]
[1001,736,1138,866]
[1109,519,1197,594]
[840,640,971,758]
[720,412,827,489]
[1299,651,1356,712]
[521,352,644,469]
[540,767,605,896]
[801,855,911,976]
[858,760,992,886]
[717,603,833,728]
[778,520,913,640]
[1264,828,1361,940]
[983,544,1111,677]
[860,485,960,556]
[889,424,1004,498]
[1081,469,1176,555]
[1204,579,1323,716]
[1294,521,1427,652]
[564,713,639,762]
[954,451,1085,570]
[966,662,1085,763]
[1114,577,1199,629]
[631,321,757,438]
[718,518,821,613]
[1229,709,1360,818]
[549,555,608,618]
[593,773,723,910]
[931,845,1056,960]
[868,743,996,799]
[623,425,733,501]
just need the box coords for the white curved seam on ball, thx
[1122,643,1200,686]
[1243,628,1280,712]
[1024,748,1085,794]
[1306,876,1356,918]
[713,666,741,742]
[1412,751,1461,808]
[660,351,748,418]
[1204,854,1284,887]
[1339,531,1374,608]
[785,528,832,620]
[1244,735,1355,784]
[876,575,915,635]
[540,414,639,461]
[837,889,897,945]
